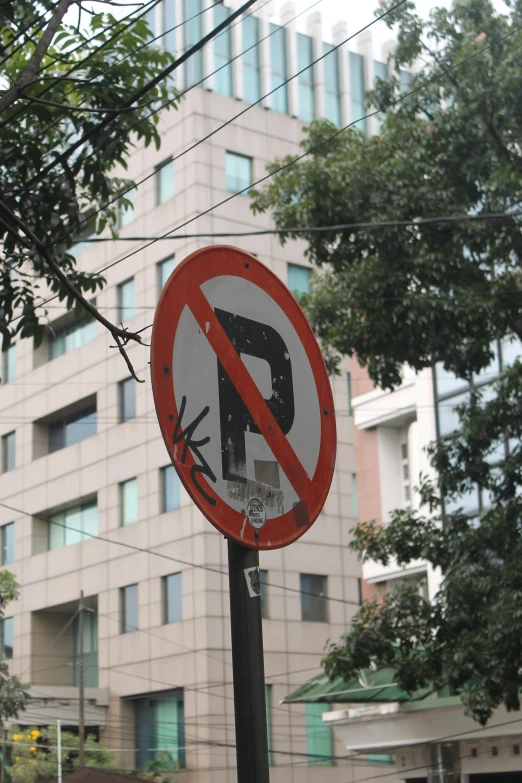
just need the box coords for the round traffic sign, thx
[150,246,336,550]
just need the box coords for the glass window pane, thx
[374,60,387,82]
[270,24,288,114]
[162,465,180,512]
[159,257,176,292]
[243,16,260,103]
[214,4,232,96]
[156,698,183,768]
[65,506,82,547]
[163,0,176,52]
[122,584,138,633]
[50,318,96,360]
[121,478,138,526]
[2,432,15,473]
[400,69,412,93]
[119,188,135,228]
[323,43,341,126]
[349,52,367,133]
[444,486,480,516]
[184,0,202,87]
[501,336,522,368]
[3,345,16,383]
[118,279,135,322]
[2,617,13,660]
[437,391,470,436]
[300,574,327,622]
[474,342,500,385]
[297,34,314,121]
[156,160,175,204]
[2,524,14,565]
[82,502,98,540]
[65,408,97,447]
[305,703,333,765]
[225,152,252,194]
[165,572,182,623]
[435,363,470,398]
[287,264,311,295]
[120,378,136,423]
[49,421,64,453]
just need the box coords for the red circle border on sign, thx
[150,245,336,550]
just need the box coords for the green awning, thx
[283,668,436,704]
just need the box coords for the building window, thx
[346,371,352,414]
[163,0,176,52]
[265,683,273,765]
[260,569,267,618]
[48,405,97,453]
[74,611,98,687]
[120,478,138,526]
[400,436,411,509]
[119,378,136,423]
[270,24,288,114]
[162,465,180,512]
[121,584,139,633]
[135,691,185,770]
[297,34,314,121]
[356,577,362,605]
[155,158,175,205]
[287,264,311,295]
[144,3,156,38]
[324,43,341,126]
[373,60,388,132]
[184,0,202,87]
[158,256,176,293]
[1,432,15,473]
[118,188,136,228]
[164,573,182,624]
[243,15,260,103]
[399,69,412,93]
[351,473,358,518]
[214,3,232,96]
[300,574,327,622]
[2,345,16,384]
[349,52,367,133]
[305,703,333,765]
[50,317,96,360]
[1,617,13,661]
[1,524,14,565]
[49,501,98,550]
[118,278,135,322]
[226,152,252,194]
[69,217,96,258]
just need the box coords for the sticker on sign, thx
[151,245,336,550]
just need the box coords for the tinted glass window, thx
[300,574,327,622]
[164,573,182,623]
[122,584,139,633]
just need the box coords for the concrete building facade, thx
[0,1,399,781]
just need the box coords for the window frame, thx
[48,404,97,453]
[300,573,328,623]
[1,617,13,661]
[155,158,175,205]
[120,478,139,526]
[117,278,135,323]
[225,151,253,195]
[2,344,16,383]
[1,523,14,565]
[161,465,180,512]
[1,431,15,473]
[163,572,182,624]
[119,377,136,423]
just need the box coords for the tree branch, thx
[19,94,138,113]
[0,200,145,382]
[0,0,76,114]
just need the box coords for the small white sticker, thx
[244,566,261,598]
[246,497,266,530]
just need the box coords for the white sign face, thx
[151,247,336,550]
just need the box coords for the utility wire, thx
[0,499,362,608]
[77,209,522,242]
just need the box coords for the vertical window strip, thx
[242,15,260,103]
[214,4,232,96]
[323,43,341,126]
[297,34,314,121]
[349,52,367,133]
[270,24,288,114]
[185,0,202,87]
[163,0,176,54]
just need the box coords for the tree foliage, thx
[250,0,522,724]
[0,0,178,376]
[0,572,27,723]
[10,725,113,783]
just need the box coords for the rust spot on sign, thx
[293,500,310,528]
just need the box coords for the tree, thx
[250,0,522,725]
[0,0,179,379]
[0,572,27,723]
[10,724,114,782]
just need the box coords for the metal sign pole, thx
[227,539,270,783]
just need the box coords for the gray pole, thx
[78,592,85,768]
[227,539,270,783]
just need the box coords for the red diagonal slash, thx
[188,284,317,507]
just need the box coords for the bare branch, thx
[0,199,145,381]
[0,0,76,113]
